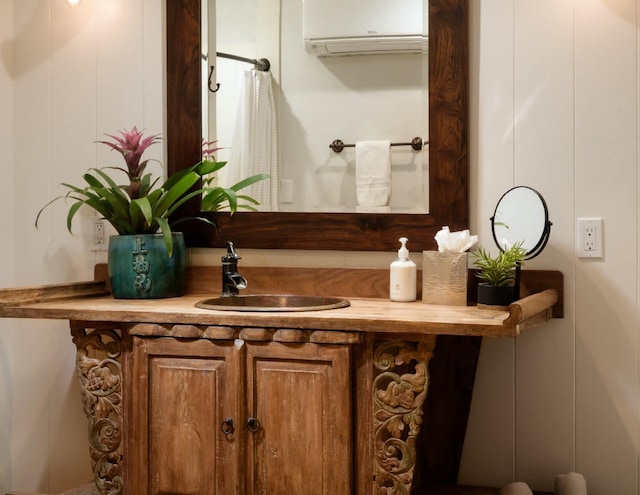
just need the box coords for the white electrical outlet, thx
[577,217,603,259]
[91,218,108,251]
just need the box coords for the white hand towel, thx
[355,205,392,213]
[355,140,391,207]
[555,472,587,495]
[499,482,533,495]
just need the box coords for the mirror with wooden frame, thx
[166,0,468,252]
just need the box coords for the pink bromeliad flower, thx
[98,126,161,199]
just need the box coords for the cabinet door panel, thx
[150,357,221,494]
[130,338,241,495]
[246,343,352,495]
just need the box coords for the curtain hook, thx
[208,65,221,93]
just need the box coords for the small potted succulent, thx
[470,242,527,308]
[36,126,268,299]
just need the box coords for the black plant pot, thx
[477,283,517,309]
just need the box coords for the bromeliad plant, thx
[470,242,527,287]
[35,127,268,255]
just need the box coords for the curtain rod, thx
[207,52,271,93]
[216,52,270,72]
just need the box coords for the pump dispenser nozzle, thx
[397,237,410,260]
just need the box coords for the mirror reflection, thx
[491,186,552,259]
[204,0,429,214]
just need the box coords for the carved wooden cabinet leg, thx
[70,323,124,495]
[372,337,436,495]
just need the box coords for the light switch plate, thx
[280,179,293,204]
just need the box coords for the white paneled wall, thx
[5,0,640,494]
[6,0,164,492]
[462,1,640,493]
[0,1,14,493]
[573,1,638,493]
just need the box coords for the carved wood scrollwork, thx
[372,338,436,495]
[71,326,124,495]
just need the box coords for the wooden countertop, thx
[0,279,558,338]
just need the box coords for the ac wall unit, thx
[303,0,427,56]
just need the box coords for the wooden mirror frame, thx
[166,0,468,252]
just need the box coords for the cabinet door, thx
[128,337,242,495]
[245,342,352,495]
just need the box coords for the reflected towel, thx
[355,140,391,207]
[355,205,392,213]
[499,482,533,495]
[220,69,278,211]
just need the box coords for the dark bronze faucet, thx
[221,241,247,297]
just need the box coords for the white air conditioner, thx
[303,0,427,57]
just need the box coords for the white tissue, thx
[555,472,588,495]
[434,226,478,253]
[499,482,533,495]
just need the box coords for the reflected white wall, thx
[213,0,429,213]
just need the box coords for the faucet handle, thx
[222,241,241,262]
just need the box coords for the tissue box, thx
[422,251,468,306]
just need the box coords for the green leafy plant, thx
[35,127,268,255]
[470,242,526,287]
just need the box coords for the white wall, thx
[460,1,639,493]
[6,0,163,492]
[0,0,14,493]
[6,0,640,494]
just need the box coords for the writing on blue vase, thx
[132,237,152,293]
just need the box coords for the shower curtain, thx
[219,69,278,211]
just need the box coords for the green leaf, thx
[171,215,217,229]
[471,242,526,287]
[164,188,209,217]
[130,196,154,231]
[91,169,130,201]
[236,194,260,205]
[65,201,85,233]
[224,189,238,212]
[196,158,227,176]
[35,196,63,228]
[229,173,270,192]
[161,163,198,190]
[155,216,173,256]
[137,173,158,198]
[153,171,200,217]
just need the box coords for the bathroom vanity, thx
[0,266,562,495]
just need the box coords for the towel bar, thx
[329,137,428,153]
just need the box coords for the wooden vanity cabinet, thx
[0,270,562,495]
[127,334,354,495]
[127,337,239,495]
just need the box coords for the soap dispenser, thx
[390,237,417,302]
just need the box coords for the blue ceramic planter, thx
[108,233,186,299]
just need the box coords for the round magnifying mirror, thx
[491,186,552,259]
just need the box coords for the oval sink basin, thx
[195,294,350,312]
